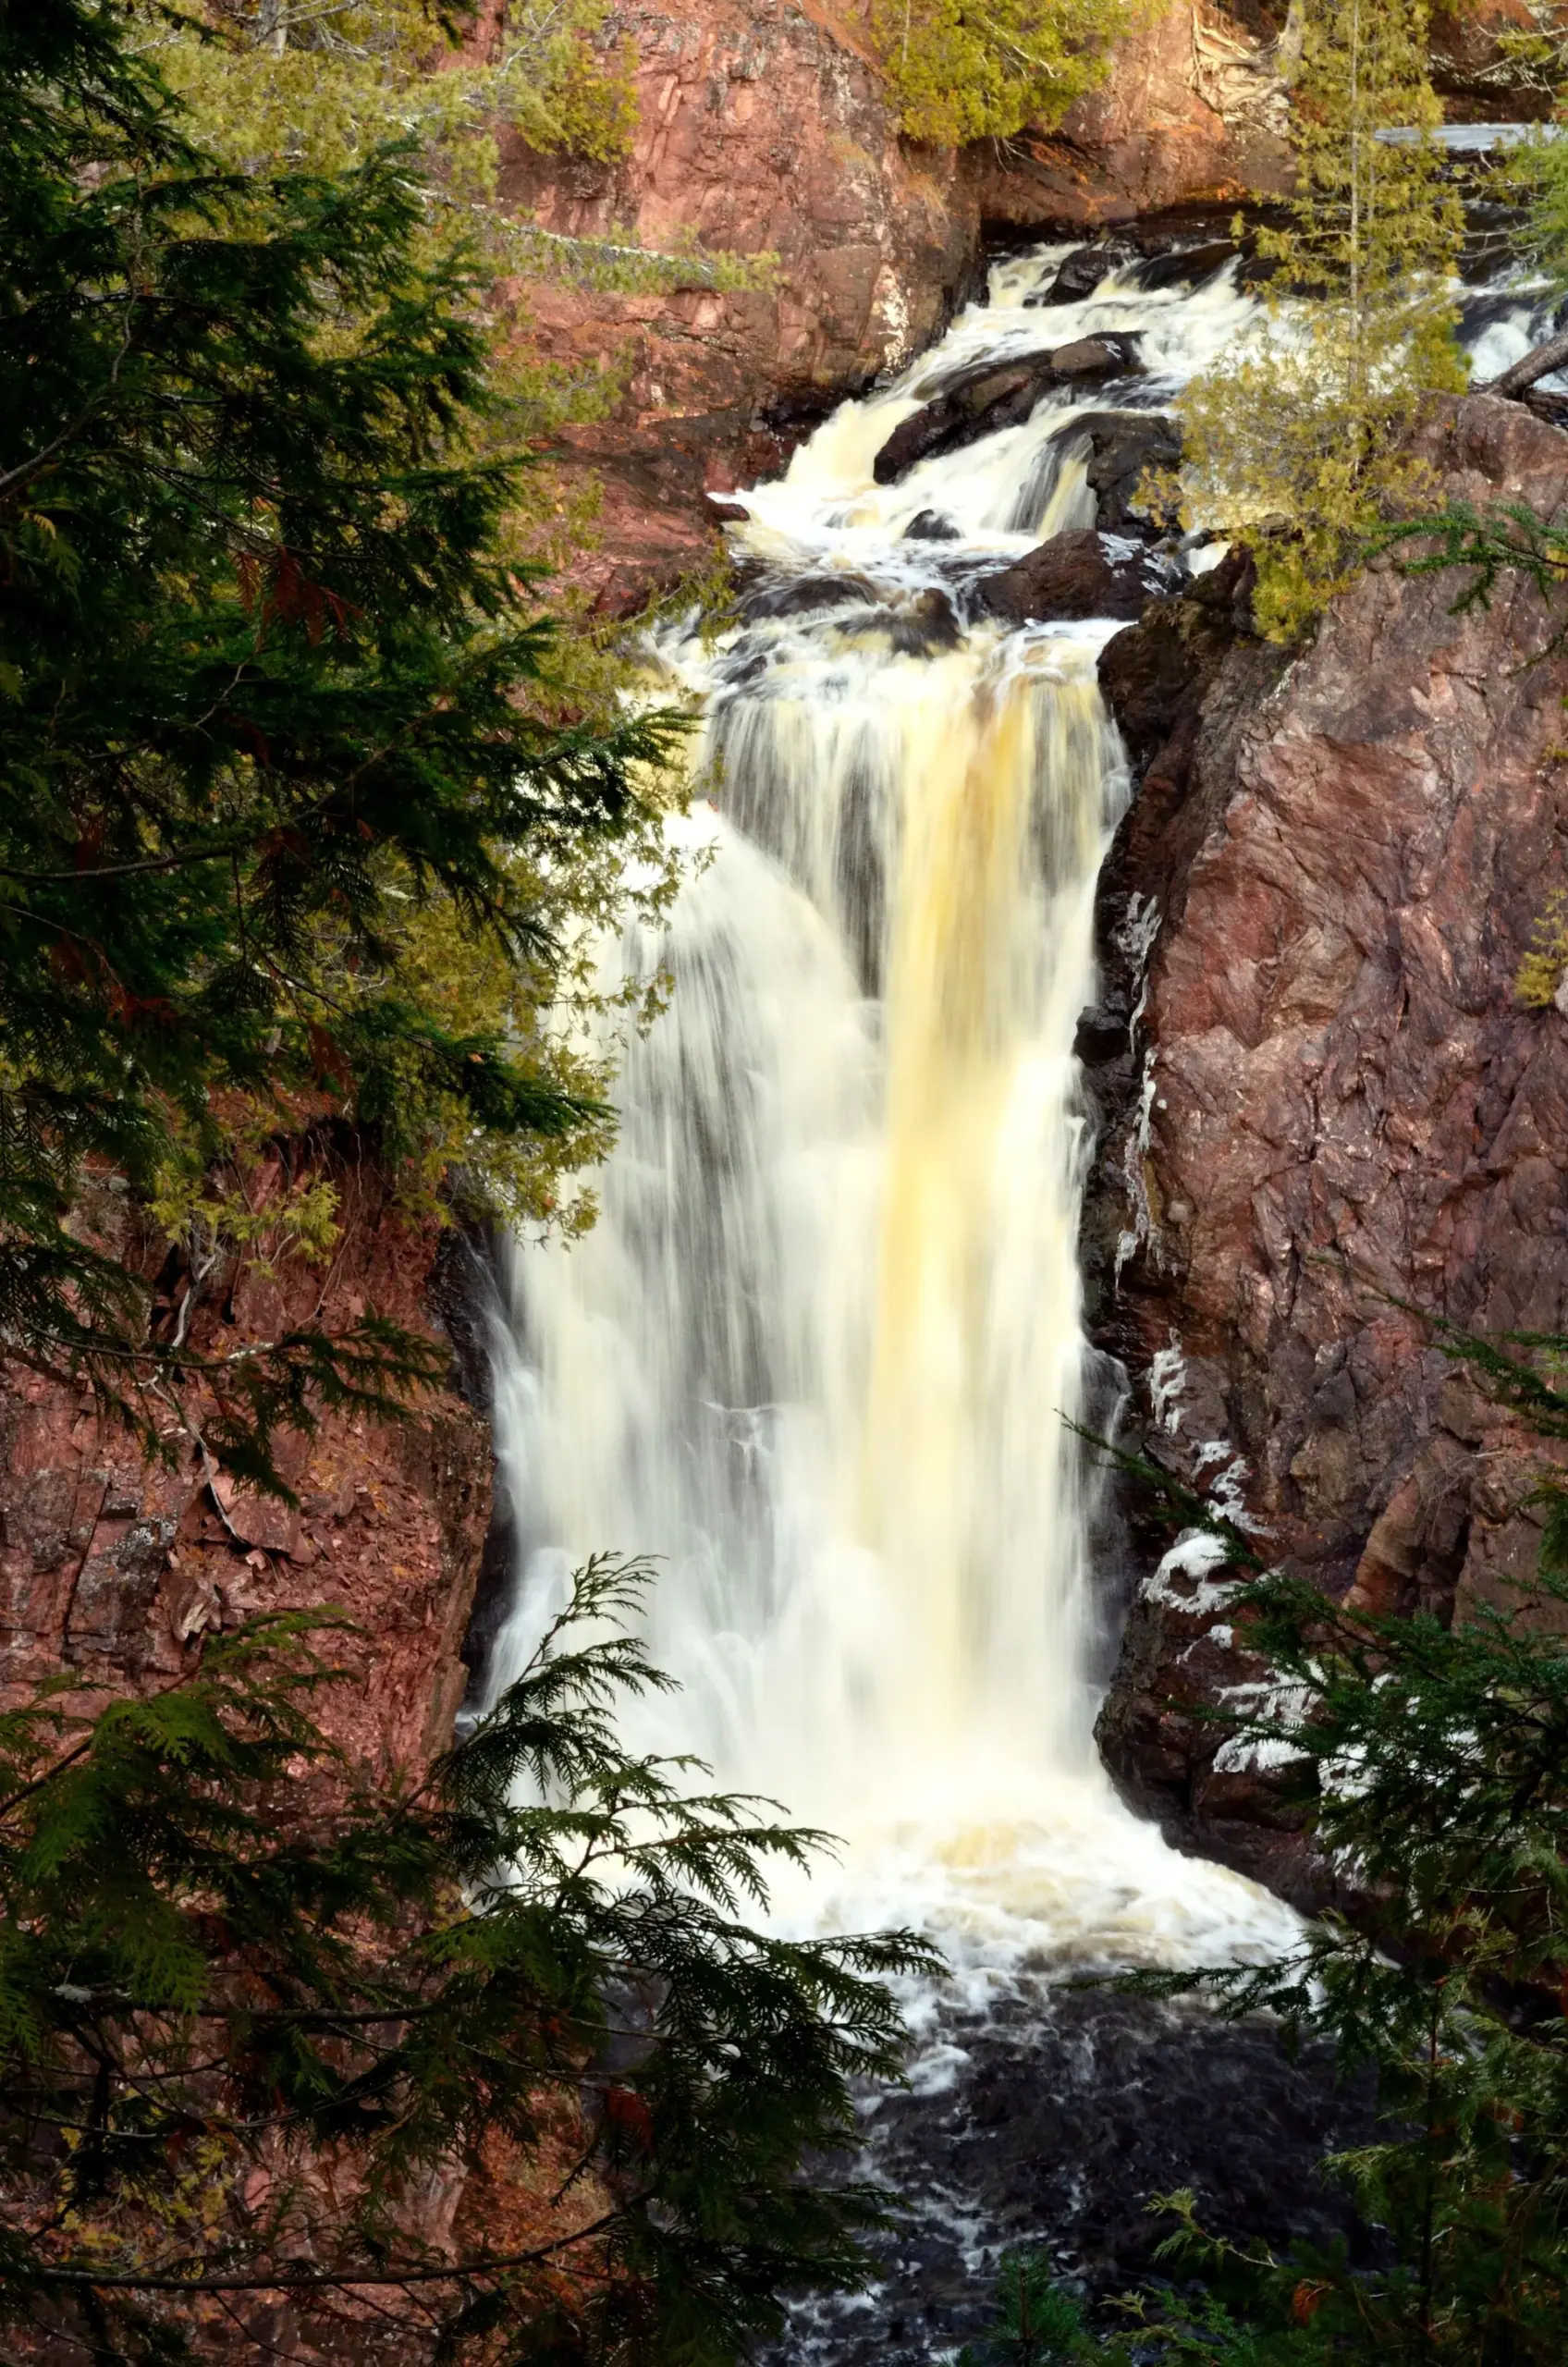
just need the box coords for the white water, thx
[484,245,1317,1978]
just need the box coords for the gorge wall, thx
[1091,396,1568,1905]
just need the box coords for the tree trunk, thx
[1482,327,1568,399]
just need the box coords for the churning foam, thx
[484,247,1301,1974]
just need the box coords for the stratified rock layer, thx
[1091,397,1568,1900]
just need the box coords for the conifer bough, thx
[0,1556,938,2362]
[0,0,684,1492]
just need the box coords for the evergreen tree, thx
[0,0,687,1491]
[0,1556,938,2361]
[1175,0,1464,642]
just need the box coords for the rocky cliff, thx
[1090,396,1568,1905]
[0,1134,491,1780]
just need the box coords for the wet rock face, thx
[1087,397,1568,1896]
[977,527,1170,623]
[872,337,1144,484]
[768,1986,1378,2367]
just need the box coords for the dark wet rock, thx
[1026,243,1135,307]
[1052,334,1143,378]
[741,570,883,619]
[873,337,1143,484]
[903,509,961,542]
[1129,238,1240,293]
[976,528,1167,625]
[1096,544,1261,773]
[875,362,1056,484]
[1067,410,1184,534]
[766,1985,1379,2367]
[887,585,962,653]
[1073,999,1133,1063]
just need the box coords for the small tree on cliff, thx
[0,0,689,1493]
[129,0,774,299]
[865,0,1149,146]
[0,1559,938,2363]
[1175,0,1464,642]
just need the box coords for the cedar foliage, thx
[1174,0,1464,643]
[864,0,1147,146]
[0,0,687,1493]
[0,1556,938,2363]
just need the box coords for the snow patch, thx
[1143,1526,1239,1617]
[1114,1049,1159,1286]
[1149,1333,1185,1433]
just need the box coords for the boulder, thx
[887,586,962,654]
[903,509,961,541]
[1026,243,1134,307]
[872,335,1142,484]
[1128,239,1241,293]
[975,527,1165,624]
[1050,335,1141,378]
[741,570,883,619]
[1065,410,1183,533]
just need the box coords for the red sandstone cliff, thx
[1092,398,1568,1902]
[0,1134,491,1777]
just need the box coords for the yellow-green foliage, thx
[1517,886,1568,1008]
[136,0,635,177]
[866,0,1148,146]
[1174,0,1464,644]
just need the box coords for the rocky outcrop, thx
[0,1134,492,1780]
[977,526,1171,623]
[871,336,1145,481]
[965,1,1292,233]
[1088,397,1568,1902]
[503,0,977,611]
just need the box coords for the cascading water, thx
[484,239,1304,1974]
[474,233,1568,2354]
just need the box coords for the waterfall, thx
[485,246,1302,1972]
